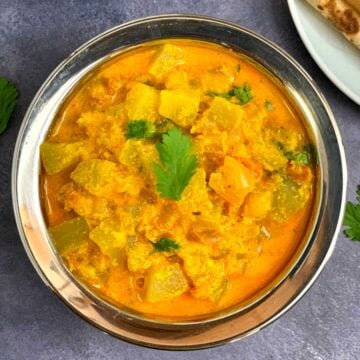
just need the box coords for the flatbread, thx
[306,0,360,49]
[346,0,360,13]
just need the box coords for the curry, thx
[40,39,316,320]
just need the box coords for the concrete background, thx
[1,1,359,359]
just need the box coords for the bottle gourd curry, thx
[40,40,316,320]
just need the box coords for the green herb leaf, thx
[126,120,157,139]
[153,128,197,201]
[230,83,253,105]
[285,150,309,165]
[284,150,294,161]
[0,76,19,134]
[303,143,319,165]
[151,237,181,253]
[207,91,232,100]
[207,83,253,105]
[343,186,360,242]
[265,100,274,110]
[276,141,285,151]
[281,144,316,166]
[235,64,241,72]
[293,151,309,165]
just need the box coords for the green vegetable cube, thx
[49,217,89,255]
[148,44,185,80]
[40,141,84,175]
[125,83,159,122]
[118,139,139,167]
[179,242,226,301]
[89,219,127,265]
[70,159,118,198]
[159,89,200,127]
[272,175,310,222]
[145,263,189,303]
[118,139,159,176]
[126,241,153,273]
[178,169,214,216]
[206,97,244,130]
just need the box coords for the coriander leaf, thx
[126,120,156,139]
[303,143,318,165]
[207,91,232,100]
[276,141,285,151]
[153,128,197,201]
[294,152,309,165]
[207,83,253,104]
[151,237,180,253]
[0,76,19,134]
[235,64,241,72]
[343,186,360,242]
[284,150,294,160]
[265,100,274,110]
[282,144,315,166]
[230,83,253,105]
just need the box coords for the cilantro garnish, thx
[208,83,253,105]
[151,237,181,253]
[207,91,232,100]
[343,186,360,242]
[229,83,253,105]
[125,120,156,139]
[265,100,274,110]
[303,143,318,165]
[0,76,19,134]
[294,152,310,165]
[278,142,316,166]
[153,128,197,201]
[276,141,285,151]
[285,150,310,165]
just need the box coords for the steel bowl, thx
[12,14,347,349]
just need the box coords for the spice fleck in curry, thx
[40,40,316,319]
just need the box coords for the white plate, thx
[288,0,360,105]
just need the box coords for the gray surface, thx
[0,0,359,359]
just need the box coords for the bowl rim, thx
[11,13,347,349]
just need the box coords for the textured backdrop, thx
[1,1,359,359]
